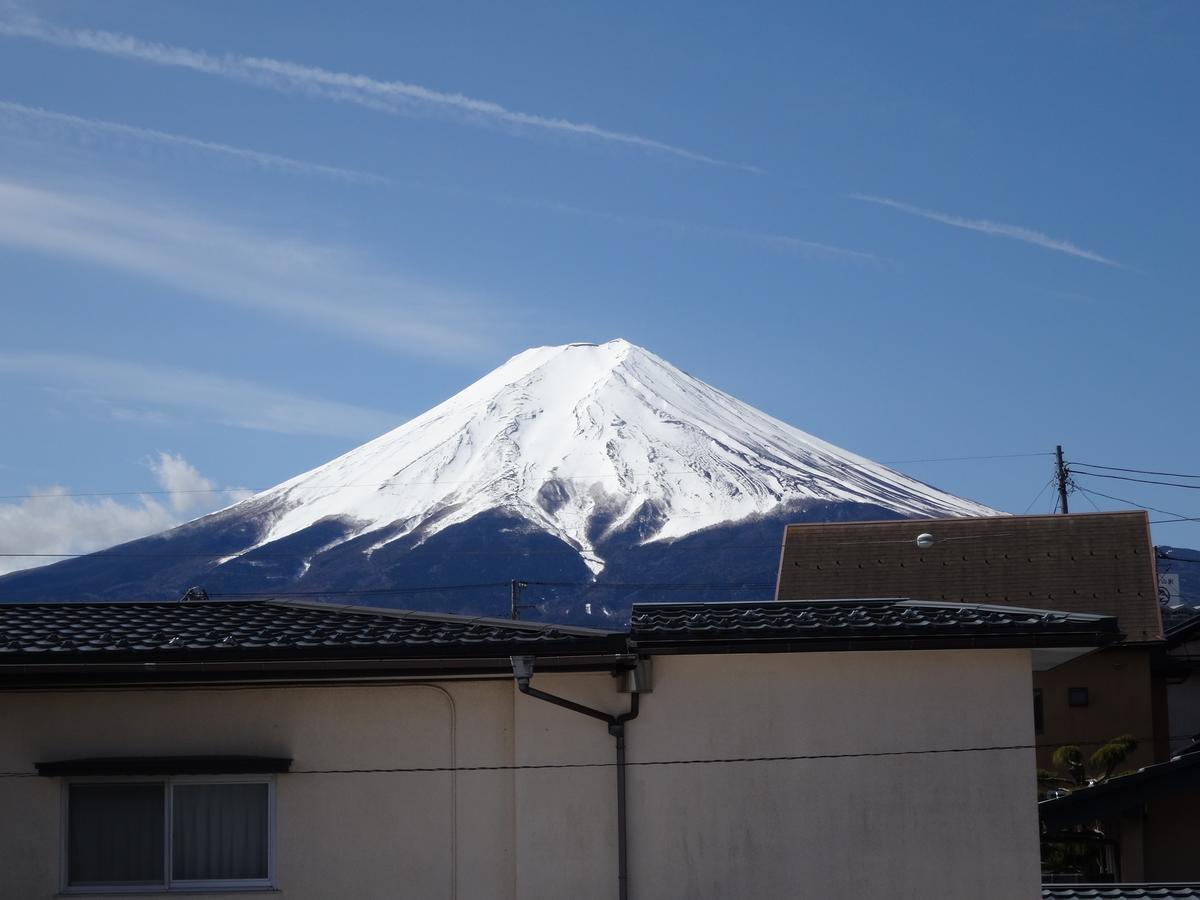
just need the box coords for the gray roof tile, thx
[631,598,1120,651]
[1043,887,1200,899]
[0,598,623,661]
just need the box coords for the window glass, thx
[1033,688,1044,735]
[67,783,164,886]
[172,783,269,881]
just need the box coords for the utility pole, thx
[510,579,532,620]
[1055,444,1070,514]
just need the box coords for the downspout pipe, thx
[511,656,640,900]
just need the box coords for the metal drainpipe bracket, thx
[617,657,652,694]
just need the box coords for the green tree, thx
[1038,734,1137,793]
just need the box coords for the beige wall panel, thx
[626,650,1040,900]
[0,651,1041,900]
[0,681,515,900]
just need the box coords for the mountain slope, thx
[0,339,1001,619]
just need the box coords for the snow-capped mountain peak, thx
[226,339,998,574]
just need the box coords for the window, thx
[1033,688,1044,735]
[1068,686,1090,708]
[64,777,272,892]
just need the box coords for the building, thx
[1040,748,1200,884]
[1161,613,1200,755]
[0,595,1116,899]
[774,511,1166,770]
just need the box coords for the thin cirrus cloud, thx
[848,193,1120,267]
[0,179,497,357]
[0,451,253,576]
[0,14,761,174]
[0,351,401,438]
[0,98,872,265]
[0,99,389,184]
[525,197,886,265]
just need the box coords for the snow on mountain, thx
[213,339,998,575]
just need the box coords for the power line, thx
[1076,490,1103,514]
[1072,485,1197,524]
[0,735,1179,779]
[1072,462,1200,480]
[0,452,1054,502]
[208,582,777,600]
[211,583,508,598]
[1023,476,1057,515]
[1071,471,1200,491]
[0,488,248,500]
[0,534,807,561]
[520,585,772,592]
[881,451,1053,464]
[0,543,790,561]
[0,475,686,501]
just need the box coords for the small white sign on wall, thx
[1159,572,1182,608]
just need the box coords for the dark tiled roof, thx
[0,595,1119,685]
[1043,887,1200,899]
[1040,750,1200,829]
[0,599,624,663]
[630,598,1121,652]
[1164,610,1200,647]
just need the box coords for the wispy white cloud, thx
[529,197,885,264]
[0,452,250,576]
[0,179,495,356]
[0,99,388,184]
[0,351,401,438]
[0,14,760,173]
[849,193,1120,266]
[0,100,863,263]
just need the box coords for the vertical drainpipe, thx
[510,656,642,900]
[610,699,640,900]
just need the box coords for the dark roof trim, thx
[1039,751,1200,829]
[1165,611,1200,648]
[632,633,1119,657]
[630,598,1121,656]
[259,598,619,638]
[1043,886,1200,899]
[0,652,637,690]
[36,756,291,777]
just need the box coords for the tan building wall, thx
[1033,647,1161,771]
[0,648,1040,900]
[1166,636,1200,755]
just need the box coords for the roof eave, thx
[0,651,639,689]
[631,629,1122,657]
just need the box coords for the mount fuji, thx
[0,340,1000,622]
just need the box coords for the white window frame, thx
[60,774,276,894]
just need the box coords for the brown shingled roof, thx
[775,511,1161,642]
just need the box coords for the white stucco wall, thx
[0,648,1040,900]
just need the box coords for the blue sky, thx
[1,0,1198,570]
